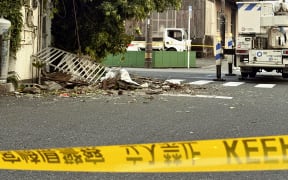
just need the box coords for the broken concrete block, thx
[145,89,163,95]
[22,87,41,94]
[0,83,15,94]
[100,69,119,82]
[162,85,171,91]
[44,81,63,91]
[119,69,139,86]
[140,83,149,88]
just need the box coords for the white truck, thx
[127,28,188,52]
[235,0,288,78]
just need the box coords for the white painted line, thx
[202,65,215,69]
[161,94,194,97]
[233,67,240,71]
[188,80,213,85]
[161,94,233,100]
[223,82,245,87]
[165,79,185,85]
[254,84,276,88]
[194,95,233,99]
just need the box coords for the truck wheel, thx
[241,72,248,79]
[167,48,177,51]
[249,71,257,78]
[282,73,288,78]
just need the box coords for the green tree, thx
[52,0,182,61]
[0,0,23,52]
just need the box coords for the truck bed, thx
[128,38,164,51]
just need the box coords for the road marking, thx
[223,82,245,87]
[172,79,278,89]
[161,94,233,99]
[193,94,233,99]
[200,65,216,69]
[254,84,276,88]
[165,79,185,84]
[0,135,288,172]
[188,80,213,85]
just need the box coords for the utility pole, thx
[145,14,153,68]
[187,6,192,69]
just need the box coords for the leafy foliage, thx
[0,0,23,52]
[52,0,182,61]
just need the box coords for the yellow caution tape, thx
[191,44,214,48]
[0,135,288,172]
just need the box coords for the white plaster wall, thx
[10,3,40,81]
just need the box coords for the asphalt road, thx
[126,58,284,82]
[1,78,288,179]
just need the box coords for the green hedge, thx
[103,51,196,68]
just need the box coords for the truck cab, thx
[127,28,188,52]
[164,28,188,51]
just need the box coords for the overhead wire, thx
[72,0,81,54]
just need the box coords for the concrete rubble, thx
[1,68,222,99]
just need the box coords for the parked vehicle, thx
[235,0,288,78]
[127,28,188,52]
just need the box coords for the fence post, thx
[214,41,225,81]
[225,37,236,76]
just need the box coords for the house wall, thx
[8,0,51,82]
[8,3,39,81]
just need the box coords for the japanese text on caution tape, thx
[0,135,288,172]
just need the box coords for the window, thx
[167,30,183,41]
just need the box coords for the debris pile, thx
[99,68,188,95]
[21,47,223,99]
[99,68,215,96]
[100,68,140,90]
[43,72,89,88]
[12,68,220,98]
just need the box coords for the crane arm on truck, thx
[233,0,288,79]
